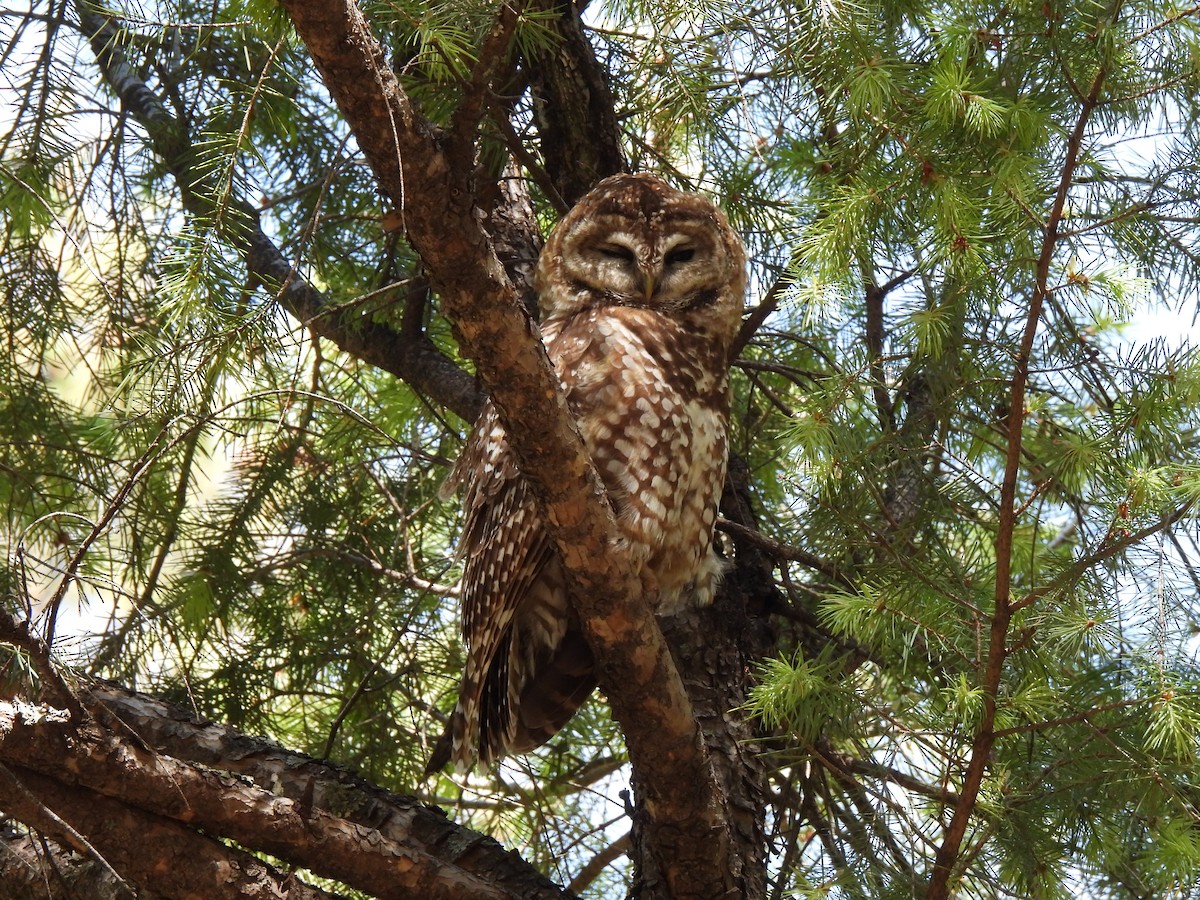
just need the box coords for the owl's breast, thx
[546,307,730,608]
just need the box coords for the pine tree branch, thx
[864,276,902,432]
[0,824,139,900]
[925,45,1114,900]
[0,762,134,898]
[0,765,340,900]
[277,3,744,896]
[0,691,572,900]
[71,2,480,423]
[448,2,523,170]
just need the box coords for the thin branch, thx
[924,36,1113,900]
[1131,2,1200,40]
[717,518,847,587]
[864,275,904,432]
[732,274,787,360]
[826,751,959,806]
[71,1,480,421]
[566,833,631,895]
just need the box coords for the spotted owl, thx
[429,173,746,772]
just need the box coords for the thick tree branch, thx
[1,765,339,900]
[277,3,739,895]
[0,762,133,897]
[247,232,483,421]
[0,692,571,900]
[1,825,137,900]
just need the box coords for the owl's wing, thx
[430,402,559,770]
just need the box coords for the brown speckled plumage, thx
[432,174,745,771]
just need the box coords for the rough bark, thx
[1,767,341,900]
[0,825,151,900]
[0,690,572,900]
[525,0,628,206]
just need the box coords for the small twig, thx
[742,368,796,417]
[320,628,403,760]
[733,358,824,387]
[717,518,847,587]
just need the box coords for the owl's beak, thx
[641,270,658,301]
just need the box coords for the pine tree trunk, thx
[628,460,778,899]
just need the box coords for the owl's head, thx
[535,174,745,343]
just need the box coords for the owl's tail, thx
[424,622,597,774]
[507,627,596,756]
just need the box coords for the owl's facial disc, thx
[570,224,722,305]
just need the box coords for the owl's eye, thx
[598,244,636,262]
[665,246,696,266]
